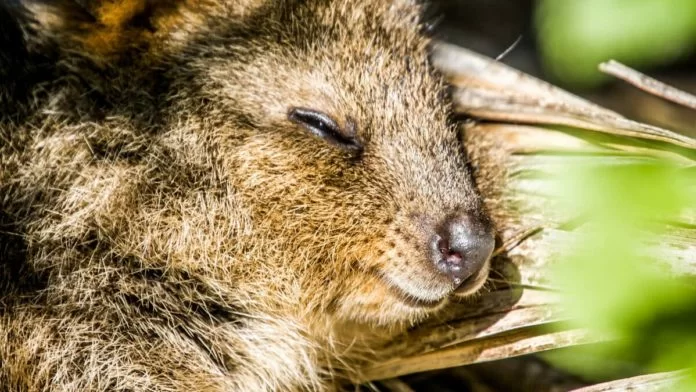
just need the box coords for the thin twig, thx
[494,35,523,62]
[599,60,696,110]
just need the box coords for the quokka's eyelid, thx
[288,107,363,151]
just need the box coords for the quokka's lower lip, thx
[367,267,448,308]
[372,277,443,309]
[382,280,449,309]
[396,290,446,308]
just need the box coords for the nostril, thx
[437,238,463,263]
[430,213,495,286]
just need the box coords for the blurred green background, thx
[435,1,696,389]
[536,0,696,88]
[544,159,696,390]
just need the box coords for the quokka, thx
[0,0,495,390]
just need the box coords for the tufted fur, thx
[0,1,492,390]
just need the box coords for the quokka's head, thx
[28,0,495,326]
[180,0,496,326]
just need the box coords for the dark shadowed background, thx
[432,0,696,136]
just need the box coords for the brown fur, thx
[0,1,492,390]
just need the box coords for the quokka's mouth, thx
[375,260,490,308]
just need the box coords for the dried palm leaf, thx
[357,43,696,391]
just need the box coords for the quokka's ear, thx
[22,0,212,61]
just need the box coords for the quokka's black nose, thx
[429,213,495,286]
